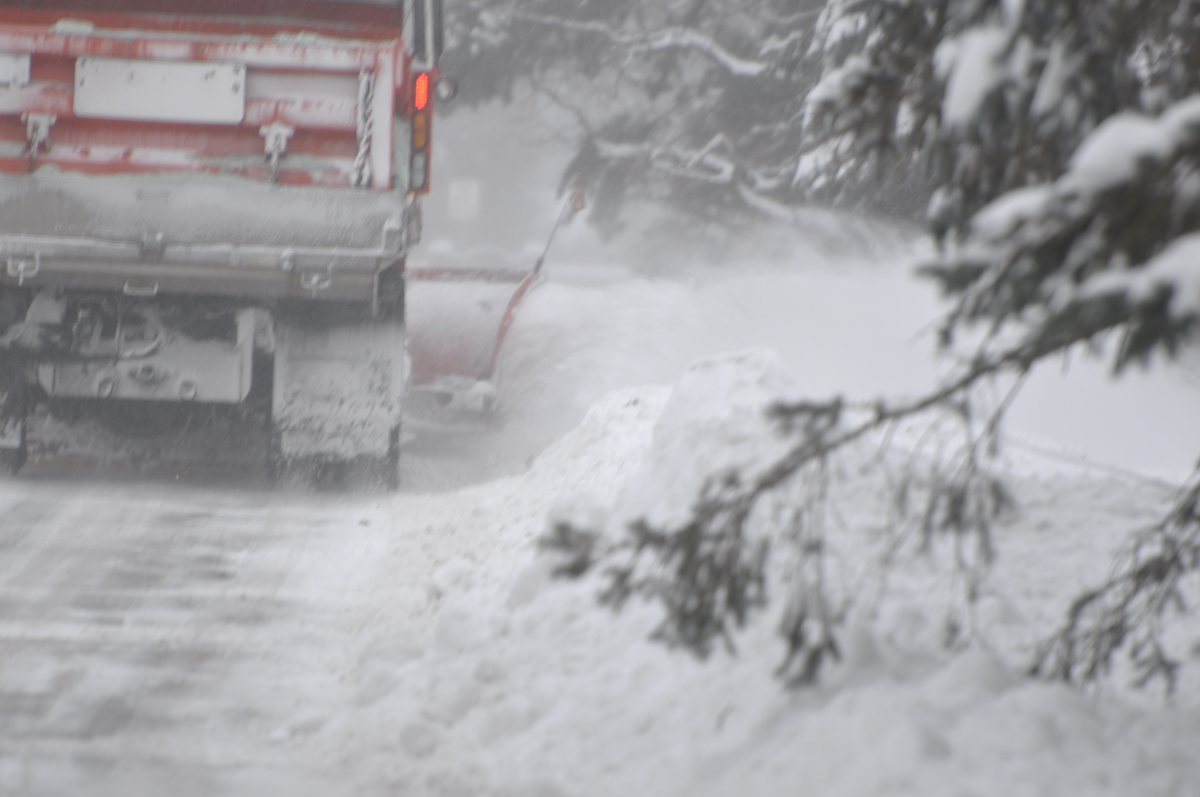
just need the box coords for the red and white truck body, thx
[0,0,491,485]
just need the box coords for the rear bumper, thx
[0,172,410,301]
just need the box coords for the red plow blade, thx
[404,263,540,420]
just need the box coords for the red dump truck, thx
[0,0,538,486]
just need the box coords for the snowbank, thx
[606,349,801,532]
[299,353,1200,797]
[689,647,1200,797]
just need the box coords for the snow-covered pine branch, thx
[1034,472,1200,692]
[924,93,1200,374]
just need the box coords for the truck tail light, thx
[414,72,430,111]
[408,72,433,192]
[409,71,433,192]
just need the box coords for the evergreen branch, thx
[1033,472,1200,692]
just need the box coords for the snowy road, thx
[0,421,645,797]
[1,247,1198,796]
[0,480,346,794]
[0,387,642,797]
[0,470,542,796]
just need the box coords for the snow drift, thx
[301,352,1200,797]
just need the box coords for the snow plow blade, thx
[405,263,540,425]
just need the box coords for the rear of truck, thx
[0,0,446,485]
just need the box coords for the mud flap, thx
[0,371,25,475]
[0,291,29,475]
[271,319,407,487]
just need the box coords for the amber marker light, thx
[412,113,428,149]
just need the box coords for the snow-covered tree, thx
[443,0,825,232]
[807,0,1200,369]
[810,4,1200,692]
[546,0,1200,691]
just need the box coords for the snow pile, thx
[526,385,673,501]
[606,349,800,531]
[689,647,1200,797]
[289,352,1200,797]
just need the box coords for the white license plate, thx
[74,57,245,125]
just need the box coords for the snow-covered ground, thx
[2,236,1199,796]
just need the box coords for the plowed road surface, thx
[0,475,454,796]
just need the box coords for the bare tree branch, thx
[514,11,773,77]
